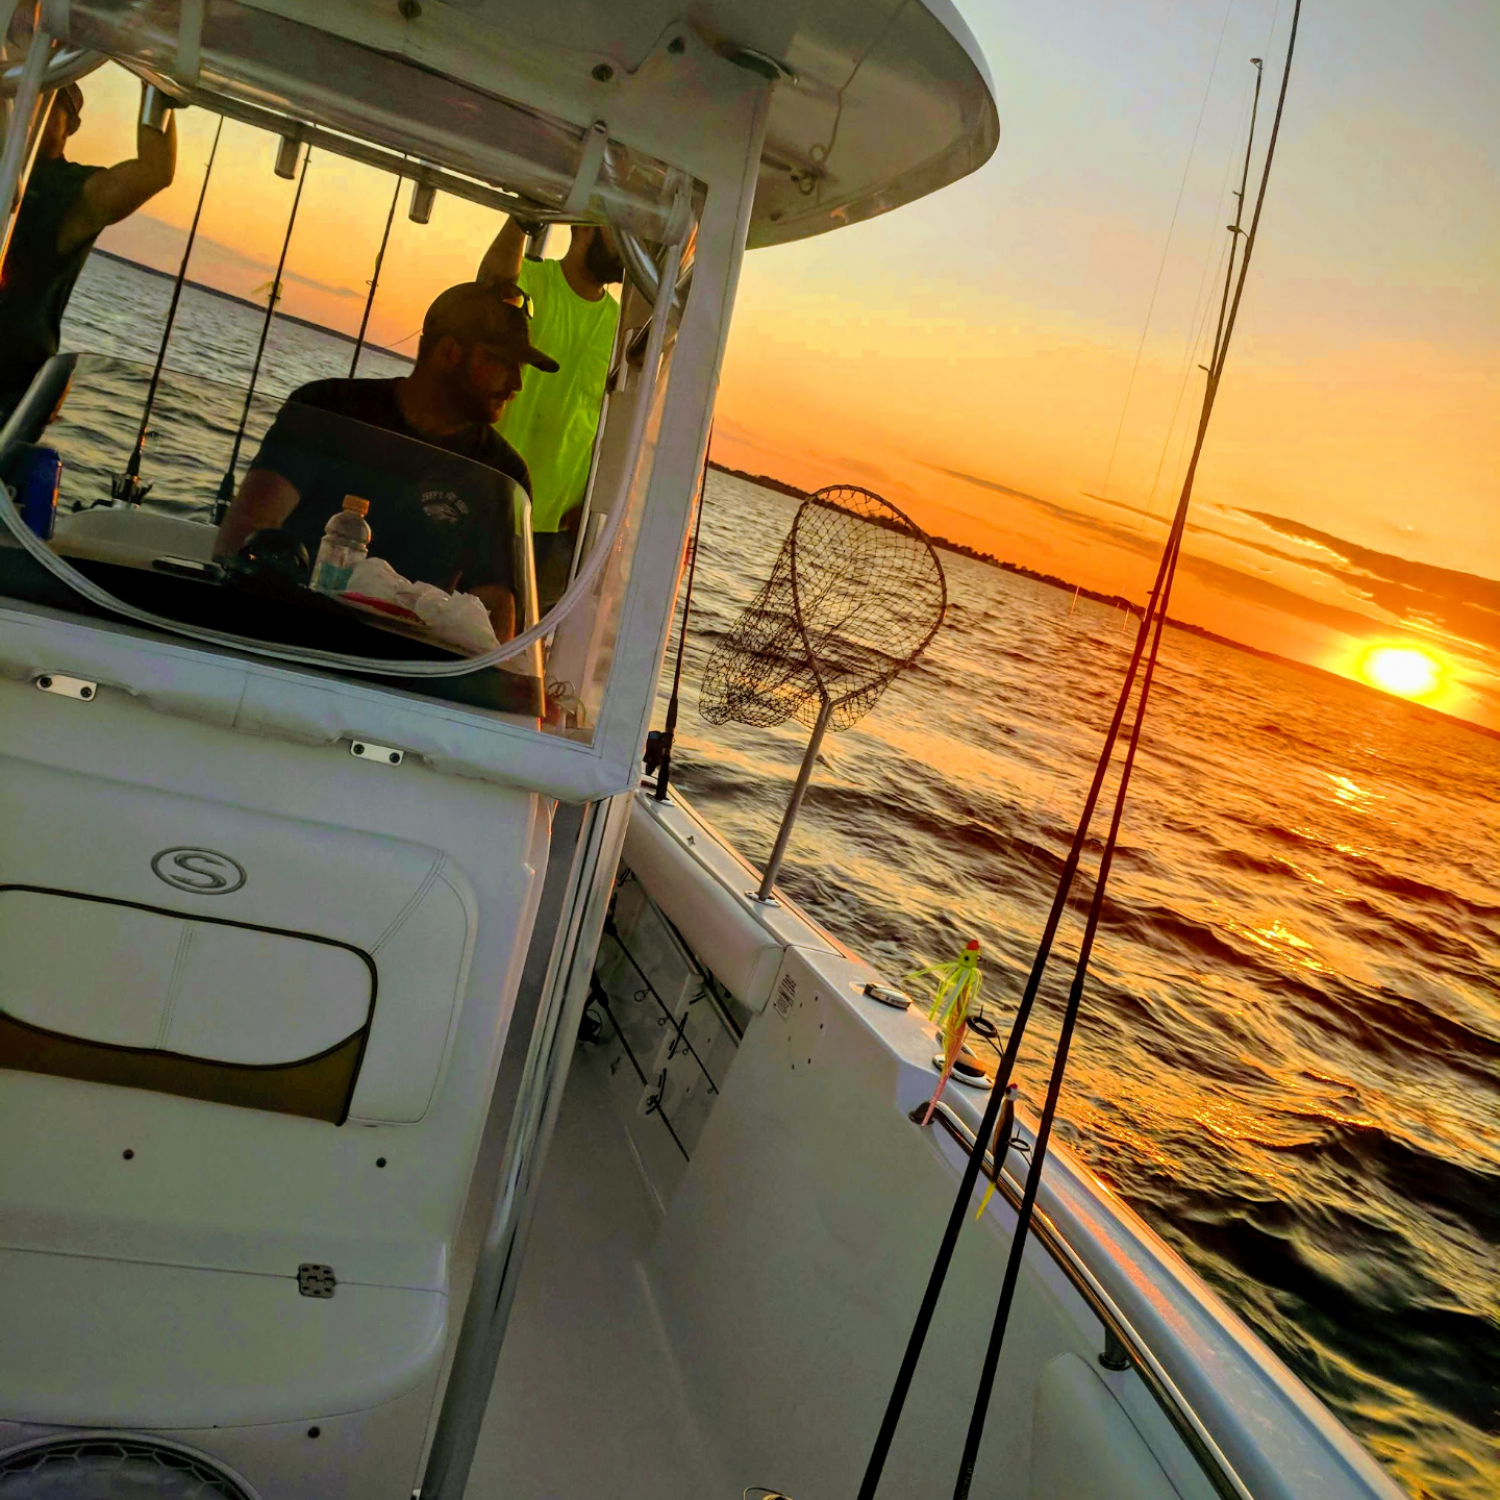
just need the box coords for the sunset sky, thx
[68,1,1499,726]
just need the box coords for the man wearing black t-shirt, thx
[0,79,176,412]
[216,281,558,640]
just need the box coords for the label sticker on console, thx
[773,973,797,1019]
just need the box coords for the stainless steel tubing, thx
[921,1102,1253,1500]
[0,45,102,99]
[617,225,692,314]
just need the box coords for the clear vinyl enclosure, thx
[0,0,704,758]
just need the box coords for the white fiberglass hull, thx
[535,785,1409,1500]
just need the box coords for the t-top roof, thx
[58,0,998,248]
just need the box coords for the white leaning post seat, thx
[0,754,476,1124]
[0,749,481,1437]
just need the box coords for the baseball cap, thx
[55,83,83,122]
[422,281,560,372]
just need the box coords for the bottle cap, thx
[342,494,370,516]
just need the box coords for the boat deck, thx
[464,1050,721,1498]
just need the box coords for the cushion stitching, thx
[156,920,195,1051]
[350,865,472,1124]
[406,868,474,1119]
[371,856,445,954]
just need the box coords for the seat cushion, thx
[0,754,476,1124]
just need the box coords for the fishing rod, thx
[1206,56,1263,377]
[214,145,310,519]
[950,18,1304,1499]
[857,8,1305,1494]
[112,114,223,506]
[349,168,401,378]
[649,432,711,802]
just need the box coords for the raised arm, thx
[214,468,301,561]
[59,89,177,254]
[477,217,527,290]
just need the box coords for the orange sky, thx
[67,0,1500,728]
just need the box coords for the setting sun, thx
[1359,646,1442,699]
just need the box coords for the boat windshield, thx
[0,352,550,717]
[0,32,699,748]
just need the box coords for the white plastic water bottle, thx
[310,495,371,593]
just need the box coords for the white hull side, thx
[554,787,1407,1500]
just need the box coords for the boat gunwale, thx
[923,1099,1252,1500]
[624,785,1410,1500]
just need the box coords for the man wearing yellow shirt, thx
[478,219,622,608]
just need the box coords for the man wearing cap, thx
[0,79,176,412]
[215,281,559,641]
[478,217,623,608]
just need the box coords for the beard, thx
[584,231,625,286]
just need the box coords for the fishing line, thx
[1146,0,1284,566]
[951,6,1303,1494]
[1142,233,1230,522]
[1093,0,1237,513]
[112,113,223,504]
[1206,58,1265,391]
[1023,96,1242,901]
[858,2,1304,1491]
[1139,57,1259,526]
[215,144,311,515]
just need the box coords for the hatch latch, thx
[34,673,96,701]
[297,1263,337,1299]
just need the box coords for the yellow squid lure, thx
[906,939,983,1128]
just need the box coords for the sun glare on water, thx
[1359,646,1441,699]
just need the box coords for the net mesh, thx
[701,486,946,732]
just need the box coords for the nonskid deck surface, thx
[465,1051,721,1498]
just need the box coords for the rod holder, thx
[139,83,173,133]
[273,133,301,180]
[523,222,551,260]
[409,179,436,224]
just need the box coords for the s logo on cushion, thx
[150,847,247,895]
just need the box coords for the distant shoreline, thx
[93,249,412,364]
[708,462,1499,743]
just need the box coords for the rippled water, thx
[670,475,1500,1500]
[58,255,1500,1500]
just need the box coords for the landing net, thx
[701,486,946,732]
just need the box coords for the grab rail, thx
[921,1101,1254,1500]
[0,46,103,98]
[0,353,77,456]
